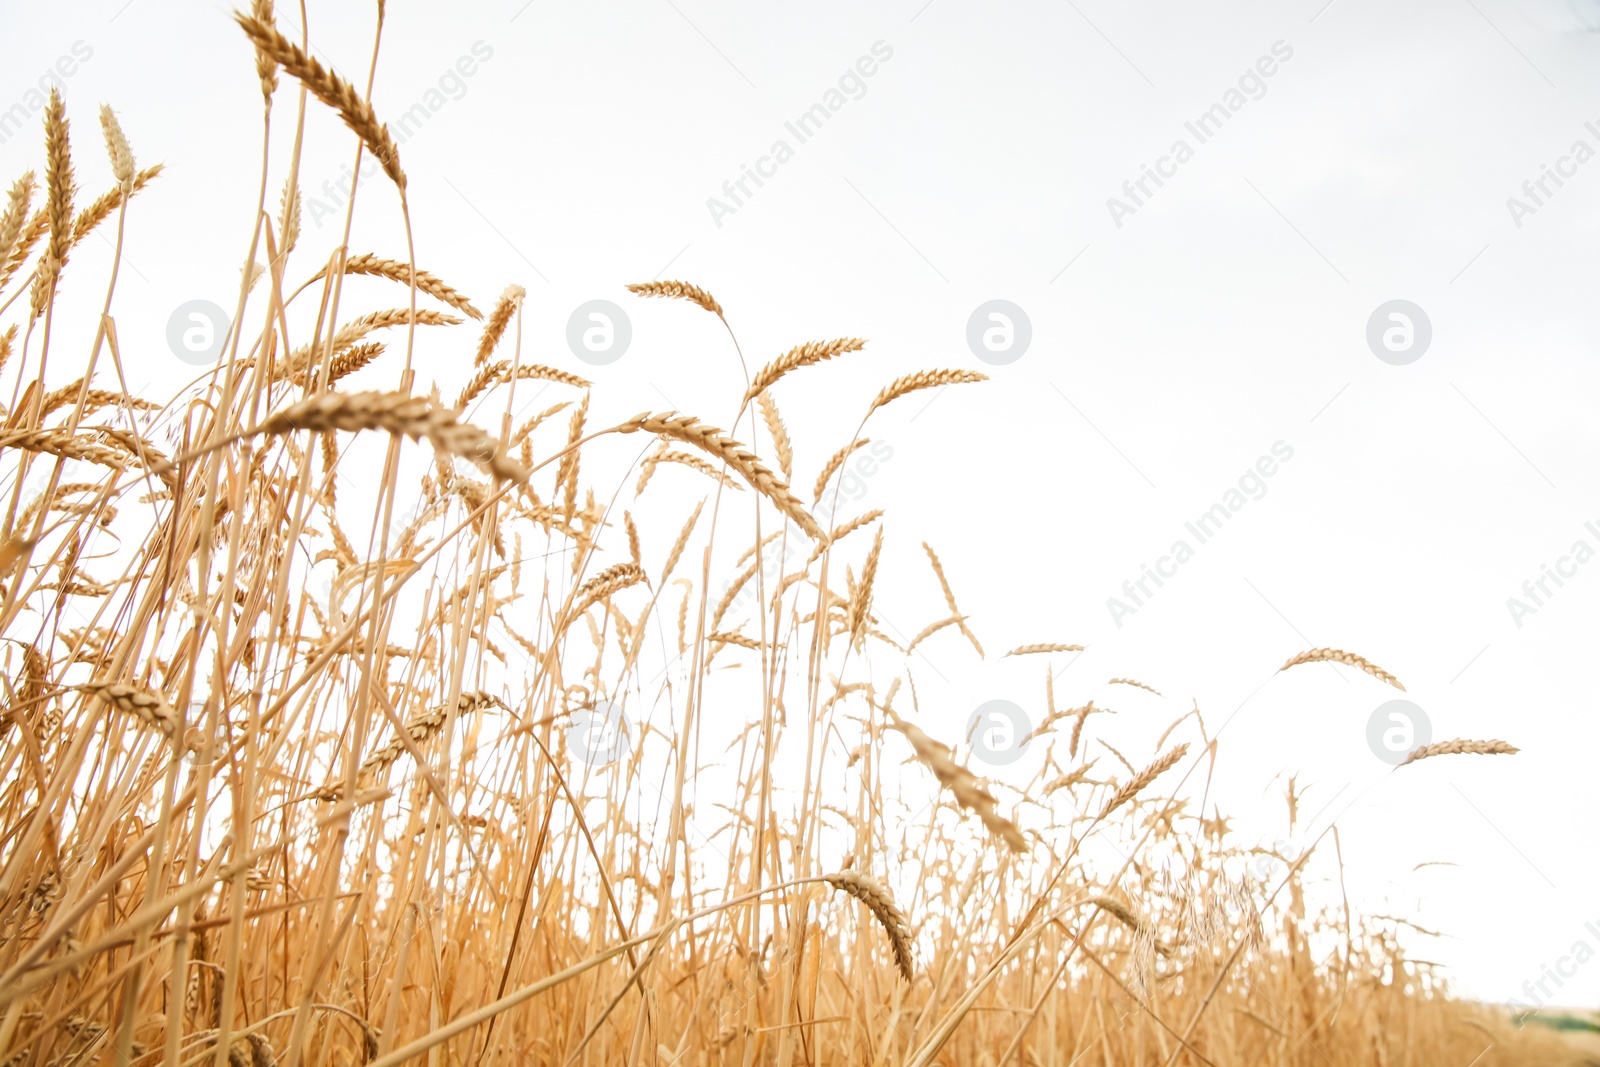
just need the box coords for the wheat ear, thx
[1399,739,1518,767]
[825,871,914,982]
[886,710,1025,853]
[1279,648,1405,691]
[625,279,723,318]
[1006,643,1084,656]
[475,284,524,363]
[233,13,407,191]
[755,390,793,482]
[1099,743,1188,820]
[745,338,866,403]
[313,254,482,319]
[248,391,526,483]
[867,369,987,417]
[1109,677,1162,696]
[617,412,822,539]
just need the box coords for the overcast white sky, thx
[7,0,1600,1007]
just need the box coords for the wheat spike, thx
[1109,677,1162,696]
[618,412,822,539]
[813,439,868,503]
[1399,739,1518,767]
[1005,643,1084,657]
[626,279,723,318]
[0,173,35,272]
[848,527,884,650]
[456,360,589,410]
[313,254,482,319]
[97,105,136,188]
[922,542,983,658]
[755,390,793,482]
[886,710,1025,853]
[867,369,987,417]
[1279,648,1405,691]
[249,0,279,99]
[475,284,524,364]
[233,13,407,191]
[1099,743,1188,820]
[72,164,162,245]
[250,391,526,483]
[825,871,914,982]
[745,338,866,403]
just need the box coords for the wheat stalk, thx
[1279,648,1405,691]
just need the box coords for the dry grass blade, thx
[233,13,407,191]
[625,279,723,319]
[745,338,866,403]
[1279,648,1405,691]
[1099,743,1188,820]
[1399,739,1518,767]
[618,412,822,539]
[867,369,987,417]
[313,254,482,319]
[825,872,914,982]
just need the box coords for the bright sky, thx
[6,0,1600,1008]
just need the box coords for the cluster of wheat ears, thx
[0,6,1559,1067]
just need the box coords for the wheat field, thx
[0,6,1580,1066]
